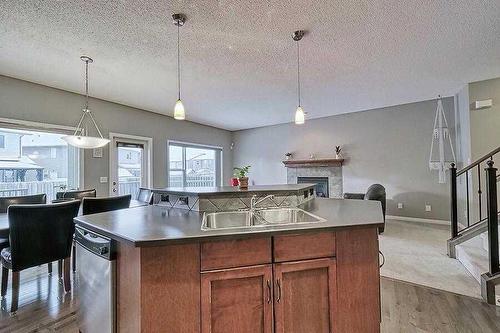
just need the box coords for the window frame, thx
[167,140,223,188]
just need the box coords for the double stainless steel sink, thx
[201,207,326,231]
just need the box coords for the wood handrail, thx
[457,146,500,176]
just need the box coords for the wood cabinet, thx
[200,257,337,333]
[201,265,273,333]
[274,258,337,333]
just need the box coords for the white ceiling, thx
[0,1,499,131]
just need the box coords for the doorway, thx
[109,133,152,196]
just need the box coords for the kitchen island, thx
[75,198,384,333]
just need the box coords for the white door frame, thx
[109,132,153,195]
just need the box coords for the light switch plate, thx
[397,203,404,209]
[93,148,103,158]
[425,204,432,212]
[100,177,108,183]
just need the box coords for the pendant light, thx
[62,56,110,149]
[173,13,186,120]
[293,30,306,125]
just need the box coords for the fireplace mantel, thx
[282,158,344,168]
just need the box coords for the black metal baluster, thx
[450,163,458,238]
[485,160,499,275]
[478,164,482,222]
[465,170,470,227]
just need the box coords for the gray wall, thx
[467,77,500,223]
[233,98,455,220]
[469,77,500,160]
[0,75,233,195]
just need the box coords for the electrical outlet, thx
[496,295,500,306]
[99,177,108,183]
[425,204,432,212]
[397,203,404,209]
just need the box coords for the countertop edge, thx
[75,218,384,248]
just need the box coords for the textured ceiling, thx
[0,1,499,130]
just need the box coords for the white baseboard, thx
[386,215,450,226]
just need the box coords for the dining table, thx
[0,199,148,239]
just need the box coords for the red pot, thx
[230,177,239,186]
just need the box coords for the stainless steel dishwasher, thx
[75,225,116,333]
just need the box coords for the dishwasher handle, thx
[75,225,115,261]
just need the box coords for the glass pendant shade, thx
[295,106,305,125]
[62,135,110,149]
[174,99,185,120]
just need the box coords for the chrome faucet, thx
[250,194,275,212]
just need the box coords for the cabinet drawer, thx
[274,232,335,262]
[201,237,272,271]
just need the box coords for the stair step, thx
[456,237,489,283]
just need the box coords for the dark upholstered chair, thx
[136,188,154,205]
[344,184,386,233]
[1,200,80,312]
[56,189,95,273]
[0,194,51,273]
[56,189,96,201]
[82,194,132,216]
[0,194,47,213]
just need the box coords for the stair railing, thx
[449,147,500,304]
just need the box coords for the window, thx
[117,142,144,196]
[168,141,222,187]
[0,127,80,201]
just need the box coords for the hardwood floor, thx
[0,267,499,332]
[381,277,500,333]
[0,263,78,333]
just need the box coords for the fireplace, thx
[297,177,329,198]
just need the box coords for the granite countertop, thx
[149,184,316,196]
[74,198,384,247]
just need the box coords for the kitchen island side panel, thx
[140,243,201,333]
[336,227,381,333]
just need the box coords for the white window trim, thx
[167,139,223,187]
[0,116,84,189]
[109,132,153,195]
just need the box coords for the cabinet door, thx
[201,265,273,333]
[274,258,337,333]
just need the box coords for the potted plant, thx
[335,146,342,159]
[233,165,251,189]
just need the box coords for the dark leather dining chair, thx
[344,184,386,233]
[56,189,96,201]
[0,193,47,213]
[136,188,154,205]
[1,200,80,312]
[0,194,51,272]
[82,194,132,215]
[56,189,95,273]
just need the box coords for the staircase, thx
[447,146,500,305]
